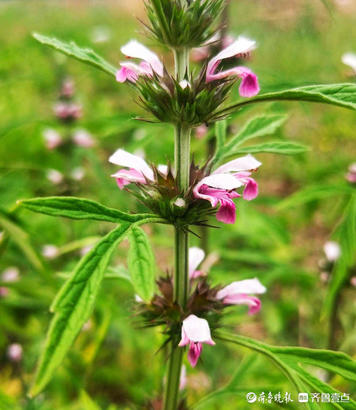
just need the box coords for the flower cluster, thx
[115,37,259,125]
[109,149,260,225]
[137,247,266,367]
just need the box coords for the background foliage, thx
[0,0,355,408]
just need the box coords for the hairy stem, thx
[163,48,191,410]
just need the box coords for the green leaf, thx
[215,119,227,154]
[33,33,116,76]
[225,114,287,151]
[128,226,156,301]
[0,209,44,272]
[18,196,149,223]
[277,184,354,210]
[217,331,356,409]
[79,390,101,410]
[324,195,356,318]
[218,83,356,115]
[30,224,131,397]
[232,141,309,156]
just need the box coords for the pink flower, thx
[189,247,205,279]
[60,78,75,98]
[195,124,208,139]
[178,315,215,367]
[346,162,356,183]
[116,40,163,83]
[7,343,23,362]
[216,278,266,315]
[1,267,19,283]
[72,129,95,148]
[206,36,259,97]
[193,155,261,224]
[53,102,82,121]
[109,149,155,189]
[43,128,62,150]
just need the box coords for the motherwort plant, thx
[18,1,356,408]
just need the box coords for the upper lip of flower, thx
[116,40,164,82]
[109,148,155,181]
[206,36,260,97]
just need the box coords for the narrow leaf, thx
[231,141,309,155]
[215,119,227,153]
[30,224,131,396]
[33,33,117,76]
[128,226,156,301]
[18,196,146,223]
[218,83,356,115]
[224,114,287,151]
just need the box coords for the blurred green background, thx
[0,0,355,408]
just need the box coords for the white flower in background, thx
[46,169,63,185]
[91,26,111,44]
[1,267,19,283]
[43,128,62,150]
[42,244,59,260]
[323,241,341,262]
[342,52,356,73]
[72,129,95,148]
[7,343,23,362]
[70,167,85,181]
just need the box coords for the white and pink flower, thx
[178,314,215,367]
[116,40,164,83]
[43,128,62,150]
[216,278,266,315]
[206,36,259,97]
[193,154,261,224]
[109,148,167,189]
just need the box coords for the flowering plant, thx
[14,0,356,408]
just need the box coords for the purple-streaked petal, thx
[197,174,245,190]
[121,40,163,76]
[214,155,261,174]
[189,247,205,278]
[243,178,258,200]
[188,342,202,367]
[222,294,262,315]
[216,197,236,224]
[217,278,266,300]
[207,36,257,80]
[109,149,154,180]
[111,168,146,189]
[238,67,260,97]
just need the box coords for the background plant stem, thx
[163,47,191,410]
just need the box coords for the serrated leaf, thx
[231,141,309,156]
[218,83,356,115]
[0,209,44,271]
[30,224,131,397]
[225,114,288,151]
[33,33,116,76]
[18,196,148,223]
[217,331,356,409]
[128,226,155,301]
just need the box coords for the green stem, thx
[163,48,191,410]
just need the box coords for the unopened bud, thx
[174,198,186,207]
[46,169,63,185]
[323,241,341,262]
